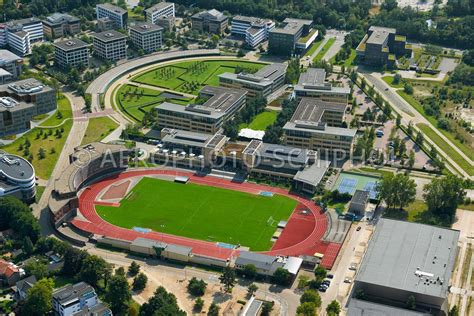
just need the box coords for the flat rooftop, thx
[283,121,357,137]
[161,128,226,149]
[347,299,431,316]
[192,9,227,22]
[1,78,51,95]
[270,18,312,35]
[290,98,347,123]
[219,63,287,87]
[295,68,350,95]
[0,152,34,182]
[294,160,330,186]
[96,3,127,14]
[145,2,174,13]
[92,30,127,42]
[0,50,22,63]
[356,218,460,299]
[366,26,396,45]
[351,190,369,204]
[129,22,163,33]
[53,38,89,51]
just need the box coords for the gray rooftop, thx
[0,50,22,64]
[235,251,276,270]
[290,98,347,123]
[1,78,51,95]
[165,244,192,256]
[295,68,350,95]
[129,22,163,34]
[44,13,79,26]
[351,190,370,204]
[347,299,431,316]
[219,63,287,88]
[72,302,111,316]
[92,30,127,42]
[131,237,167,249]
[356,218,460,299]
[161,128,225,149]
[96,3,127,15]
[192,9,227,22]
[53,282,96,305]
[283,121,357,137]
[232,15,272,27]
[145,2,174,13]
[367,26,396,45]
[53,38,89,51]
[0,153,35,182]
[259,142,309,165]
[270,18,312,35]
[294,160,331,186]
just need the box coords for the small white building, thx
[52,282,106,316]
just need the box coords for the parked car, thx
[356,226,362,231]
[344,278,352,284]
[327,274,334,279]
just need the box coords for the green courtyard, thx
[96,177,297,251]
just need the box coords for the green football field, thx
[96,177,297,251]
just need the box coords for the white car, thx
[344,278,352,284]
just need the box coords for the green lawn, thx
[0,96,73,179]
[397,91,473,161]
[239,110,278,131]
[354,167,394,178]
[81,117,119,145]
[313,38,336,63]
[330,48,357,67]
[416,123,474,176]
[381,76,403,88]
[304,39,324,57]
[96,177,297,251]
[383,200,427,222]
[35,186,45,203]
[132,60,266,95]
[40,94,73,127]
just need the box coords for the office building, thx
[96,17,115,32]
[53,282,110,316]
[283,98,356,157]
[129,22,163,53]
[191,9,228,34]
[268,18,317,55]
[8,18,43,43]
[0,152,36,202]
[156,85,247,134]
[0,79,56,136]
[96,3,128,29]
[295,68,350,104]
[0,18,43,56]
[92,30,127,61]
[351,218,459,315]
[356,26,411,68]
[53,38,89,68]
[43,13,81,39]
[242,140,330,194]
[231,16,275,48]
[0,50,23,83]
[218,63,287,98]
[145,2,175,24]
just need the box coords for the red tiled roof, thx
[0,259,19,278]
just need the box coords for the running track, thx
[72,169,341,268]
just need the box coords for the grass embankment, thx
[329,49,357,67]
[239,110,278,131]
[313,38,336,63]
[96,177,296,251]
[0,95,73,179]
[304,39,324,57]
[81,117,119,145]
[381,76,404,89]
[39,94,73,127]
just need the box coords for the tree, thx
[105,273,131,315]
[423,175,466,221]
[296,302,317,316]
[62,247,87,276]
[25,260,48,280]
[326,300,341,315]
[396,115,401,127]
[132,273,148,292]
[408,151,415,169]
[243,264,257,279]
[23,236,34,255]
[449,305,459,316]
[314,266,327,281]
[0,196,40,242]
[404,82,414,94]
[377,173,416,210]
[79,255,109,288]
[393,73,402,84]
[187,277,207,296]
[406,295,416,309]
[300,290,321,308]
[140,286,185,316]
[272,267,292,286]
[219,266,236,293]
[415,131,424,146]
[208,302,220,316]
[194,297,204,312]
[261,301,274,316]
[23,278,54,316]
[128,261,140,276]
[247,283,258,297]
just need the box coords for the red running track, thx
[72,169,341,268]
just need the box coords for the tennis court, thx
[332,171,380,199]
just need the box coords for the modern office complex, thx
[295,68,350,104]
[53,282,111,316]
[218,63,287,98]
[92,30,127,61]
[356,26,412,68]
[350,218,459,315]
[129,22,163,53]
[0,50,23,83]
[242,139,330,194]
[191,9,228,34]
[53,38,90,68]
[0,79,56,136]
[96,3,128,29]
[231,16,275,48]
[42,13,81,39]
[145,2,175,24]
[0,152,36,202]
[0,18,43,56]
[156,86,247,134]
[268,18,317,55]
[283,98,356,157]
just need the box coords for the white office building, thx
[52,282,111,316]
[96,3,128,29]
[0,18,43,56]
[231,16,274,48]
[145,2,175,24]
[6,31,30,56]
